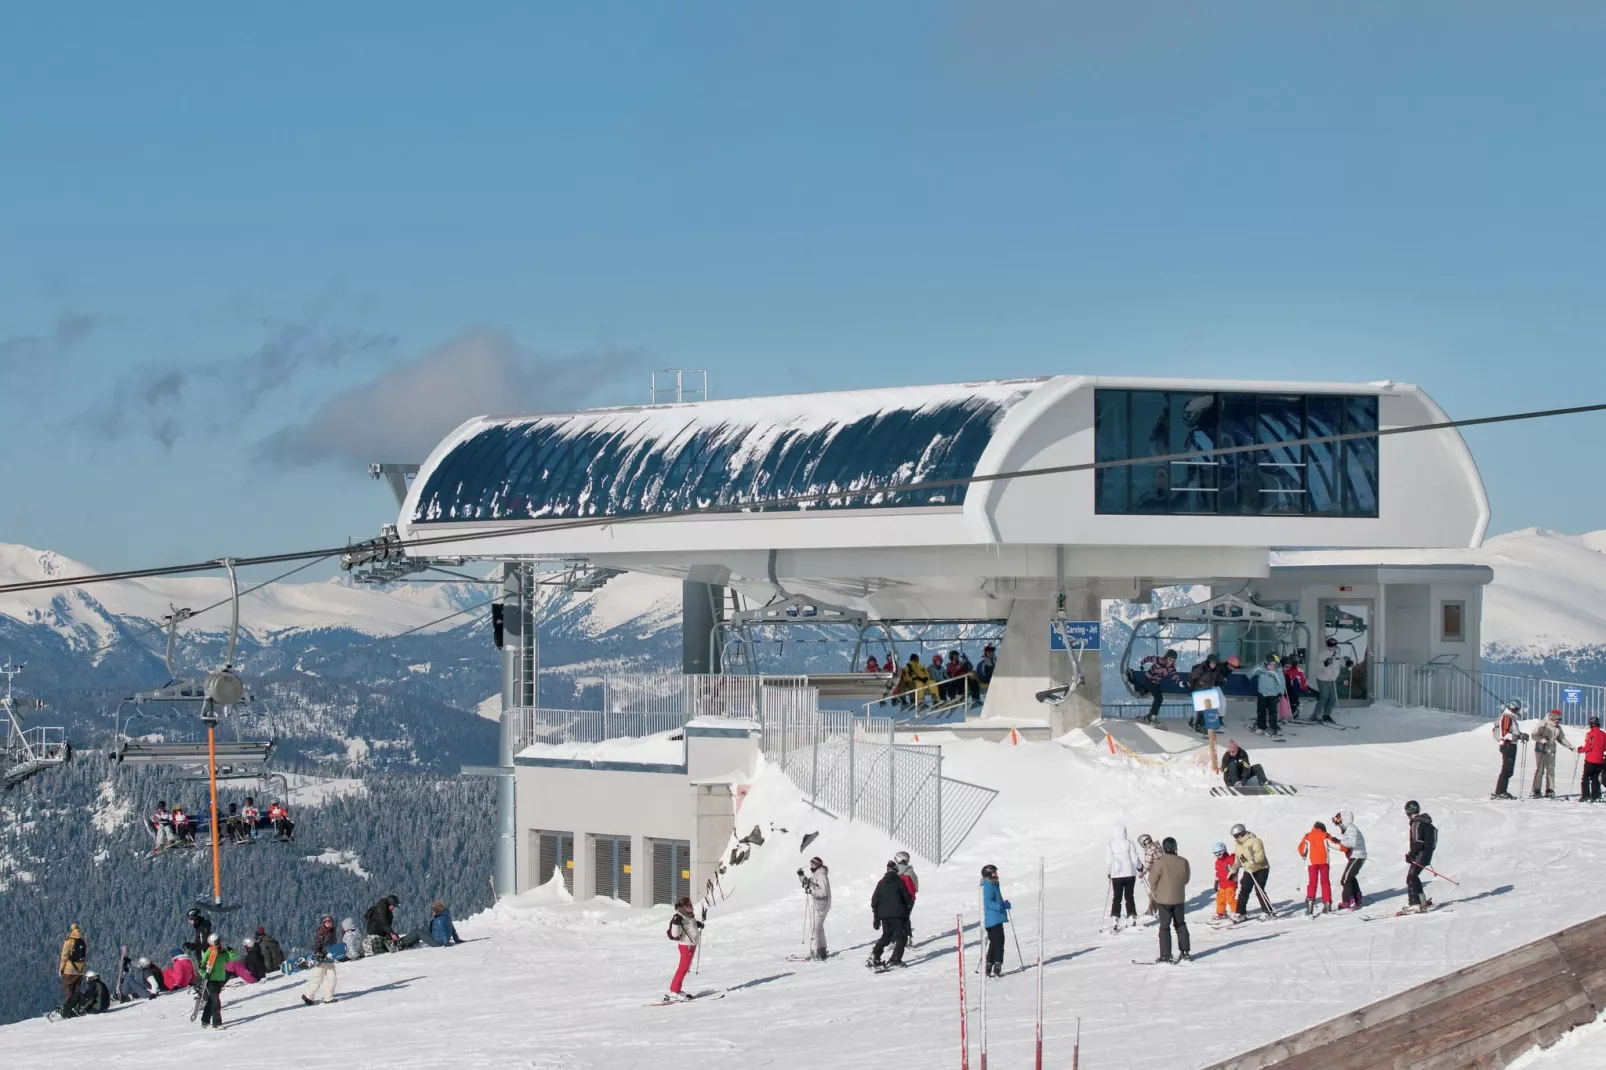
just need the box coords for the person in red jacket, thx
[1578,716,1606,803]
[1283,659,1308,721]
[865,655,881,674]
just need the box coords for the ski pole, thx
[1409,860,1460,886]
[1007,909,1025,970]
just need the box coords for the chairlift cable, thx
[1,399,1603,597]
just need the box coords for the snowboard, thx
[645,989,724,1006]
[1210,783,1299,797]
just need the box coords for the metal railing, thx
[603,673,809,719]
[1374,660,1605,726]
[866,674,980,724]
[510,707,689,751]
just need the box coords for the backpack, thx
[665,914,683,941]
[67,937,86,966]
[1414,816,1437,853]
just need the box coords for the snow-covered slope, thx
[1279,527,1606,658]
[10,705,1605,1069]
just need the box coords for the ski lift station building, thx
[409,376,1493,896]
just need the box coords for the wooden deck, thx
[1203,913,1606,1069]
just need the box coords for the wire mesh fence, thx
[603,673,809,719]
[1375,661,1606,727]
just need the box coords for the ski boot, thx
[1177,952,1192,963]
[1154,954,1174,964]
[1321,902,1332,915]
[1531,790,1543,799]
[1304,898,1315,917]
[1545,789,1556,798]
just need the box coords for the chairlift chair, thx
[2,663,72,791]
[1118,591,1312,702]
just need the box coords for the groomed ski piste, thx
[8,704,1606,1069]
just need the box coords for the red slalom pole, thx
[1035,856,1044,1070]
[956,913,969,1070]
[978,885,988,1070]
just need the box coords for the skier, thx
[894,850,918,934]
[1578,716,1606,803]
[980,864,1011,977]
[255,926,285,975]
[868,861,913,968]
[1404,800,1437,913]
[58,923,87,1009]
[1230,824,1272,920]
[198,933,228,1029]
[427,900,464,947]
[1332,810,1368,910]
[241,796,261,839]
[1283,657,1308,721]
[1137,833,1164,915]
[976,644,997,690]
[1186,653,1227,731]
[1312,637,1348,723]
[1210,843,1236,920]
[897,654,932,709]
[172,805,196,847]
[664,896,705,999]
[865,654,881,674]
[269,800,295,841]
[1530,710,1573,798]
[1105,824,1144,930]
[149,800,175,852]
[184,908,212,954]
[301,915,339,1005]
[1297,820,1338,915]
[1147,837,1191,963]
[1249,654,1286,737]
[1220,740,1267,789]
[1492,701,1527,799]
[798,856,831,960]
[1138,649,1179,724]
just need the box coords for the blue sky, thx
[3,2,1605,572]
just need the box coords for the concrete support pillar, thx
[1058,590,1103,735]
[981,593,1103,735]
[497,564,535,897]
[690,783,736,905]
[683,581,724,675]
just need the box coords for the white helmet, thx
[893,851,910,865]
[84,970,98,979]
[243,937,255,948]
[136,956,151,968]
[207,933,220,944]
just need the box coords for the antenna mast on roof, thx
[650,369,708,405]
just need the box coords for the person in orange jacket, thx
[1210,842,1236,919]
[1297,820,1340,915]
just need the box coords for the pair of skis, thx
[644,989,725,1007]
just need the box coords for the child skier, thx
[1332,810,1368,910]
[1404,800,1437,912]
[980,864,1011,978]
[1211,843,1236,920]
[1578,716,1605,803]
[665,897,704,999]
[1283,658,1308,720]
[1297,820,1338,914]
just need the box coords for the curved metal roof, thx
[410,380,1043,524]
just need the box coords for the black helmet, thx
[981,864,998,879]
[1404,800,1420,816]
[157,800,168,808]
[1592,716,1602,729]
[809,856,824,869]
[187,908,203,921]
[386,895,400,907]
[1325,637,1338,647]
[1161,837,1177,854]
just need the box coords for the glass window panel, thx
[1255,394,1306,515]
[1305,395,1344,516]
[1166,393,1218,514]
[1217,393,1259,514]
[1342,396,1379,517]
[1094,390,1130,514]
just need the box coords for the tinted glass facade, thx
[1094,390,1379,517]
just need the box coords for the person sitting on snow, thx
[1220,740,1267,788]
[61,970,111,1018]
[427,900,464,947]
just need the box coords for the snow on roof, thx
[410,379,1045,524]
[515,731,684,766]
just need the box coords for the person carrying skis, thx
[1404,800,1437,912]
[198,933,228,1029]
[1148,837,1191,963]
[894,850,918,934]
[255,926,285,975]
[184,908,212,954]
[301,915,339,1005]
[665,896,704,999]
[1220,740,1267,789]
[1493,701,1527,799]
[58,923,87,1008]
[1332,810,1368,910]
[869,861,913,968]
[1249,654,1287,737]
[1186,654,1227,732]
[1297,820,1338,915]
[798,856,831,960]
[1211,843,1236,920]
[1312,637,1348,723]
[1106,824,1144,930]
[1230,824,1272,920]
[1138,649,1179,724]
[1283,658,1308,721]
[1578,716,1606,802]
[1530,710,1573,798]
[1137,833,1164,915]
[149,800,175,852]
[980,864,1011,977]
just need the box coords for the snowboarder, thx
[255,926,285,974]
[1186,654,1227,731]
[893,850,918,934]
[198,933,228,1029]
[1210,843,1236,920]
[1137,833,1164,915]
[1493,701,1527,799]
[301,915,339,1005]
[664,897,704,999]
[798,857,831,959]
[1106,824,1144,930]
[1283,658,1308,720]
[366,894,401,949]
[240,937,268,980]
[1297,821,1338,915]
[868,861,913,968]
[427,900,464,947]
[1148,837,1191,962]
[149,800,175,852]
[1578,716,1605,803]
[58,923,87,1009]
[134,956,167,998]
[1230,824,1272,919]
[184,908,212,954]
[1138,649,1179,724]
[1332,810,1368,910]
[1220,740,1267,788]
[1404,800,1437,912]
[980,864,1011,977]
[1249,654,1286,737]
[1530,710,1573,798]
[1312,638,1348,723]
[60,970,110,1017]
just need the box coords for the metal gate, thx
[594,834,632,902]
[651,839,691,906]
[536,830,574,893]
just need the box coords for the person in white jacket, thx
[798,856,831,960]
[1106,825,1145,930]
[1312,638,1349,723]
[1332,810,1368,910]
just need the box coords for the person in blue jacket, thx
[980,864,1011,978]
[427,900,463,946]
